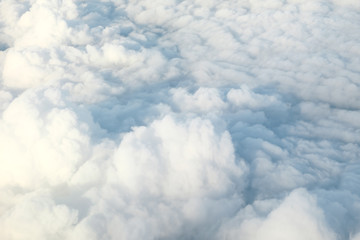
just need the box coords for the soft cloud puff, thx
[217,189,337,240]
[1,0,360,239]
[3,48,50,88]
[87,115,246,239]
[171,87,227,113]
[0,190,78,240]
[0,89,91,189]
[112,115,244,199]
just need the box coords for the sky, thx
[0,0,360,239]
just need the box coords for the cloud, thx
[0,0,360,239]
[0,88,93,189]
[97,115,246,239]
[112,115,244,198]
[217,188,337,240]
[171,87,227,113]
[3,48,50,88]
[0,190,78,240]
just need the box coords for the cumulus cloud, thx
[217,188,337,240]
[1,0,360,239]
[0,190,78,240]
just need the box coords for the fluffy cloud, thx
[112,115,244,198]
[0,88,91,189]
[217,188,337,240]
[1,0,360,239]
[0,190,78,240]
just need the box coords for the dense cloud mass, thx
[0,0,360,239]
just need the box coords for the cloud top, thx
[1,0,360,239]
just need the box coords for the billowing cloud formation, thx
[1,0,360,239]
[217,188,337,240]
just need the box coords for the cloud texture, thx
[1,0,360,239]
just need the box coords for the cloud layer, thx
[1,0,360,239]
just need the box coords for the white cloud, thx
[112,115,244,199]
[227,86,281,109]
[217,189,337,240]
[0,190,78,240]
[1,0,360,239]
[0,89,91,189]
[171,87,226,113]
[3,48,49,88]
